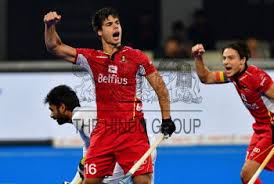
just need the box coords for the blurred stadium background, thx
[0,0,274,183]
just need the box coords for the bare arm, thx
[44,11,76,63]
[192,44,226,84]
[146,72,170,119]
[265,83,274,99]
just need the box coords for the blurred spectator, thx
[171,21,188,43]
[170,20,192,57]
[155,36,189,59]
[246,37,268,58]
[188,9,215,50]
[270,43,274,58]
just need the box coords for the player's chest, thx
[233,81,258,103]
[92,55,139,77]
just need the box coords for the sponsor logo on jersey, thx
[98,73,128,85]
[243,102,259,110]
[108,65,118,74]
[241,94,247,101]
[240,93,259,110]
[253,147,260,153]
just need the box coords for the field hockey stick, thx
[118,134,167,184]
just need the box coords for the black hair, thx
[92,7,119,33]
[171,20,186,33]
[222,41,250,62]
[44,85,80,111]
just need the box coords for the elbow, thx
[199,77,208,84]
[46,43,60,55]
[45,40,62,55]
[46,45,56,53]
[197,73,210,84]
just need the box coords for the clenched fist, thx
[44,11,61,27]
[192,44,205,58]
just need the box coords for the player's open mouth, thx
[225,66,232,71]
[113,32,120,38]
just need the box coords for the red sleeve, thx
[137,50,157,76]
[254,69,273,93]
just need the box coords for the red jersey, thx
[229,65,274,134]
[75,46,156,121]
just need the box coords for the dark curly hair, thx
[222,41,250,62]
[44,85,80,111]
[92,7,119,33]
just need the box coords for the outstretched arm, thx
[44,11,76,63]
[192,44,227,84]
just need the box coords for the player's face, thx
[222,48,246,77]
[49,104,69,125]
[98,15,122,46]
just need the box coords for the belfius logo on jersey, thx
[98,73,128,85]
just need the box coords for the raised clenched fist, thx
[191,44,205,58]
[43,11,61,27]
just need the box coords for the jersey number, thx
[85,163,97,175]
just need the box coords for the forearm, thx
[147,72,171,119]
[154,79,170,119]
[157,88,170,119]
[44,24,62,53]
[194,56,211,83]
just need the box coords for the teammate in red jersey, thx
[192,42,274,184]
[44,7,175,184]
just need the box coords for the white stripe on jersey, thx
[262,95,274,113]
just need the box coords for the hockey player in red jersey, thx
[44,7,175,184]
[192,42,274,184]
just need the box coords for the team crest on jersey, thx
[121,55,126,62]
[108,65,118,74]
